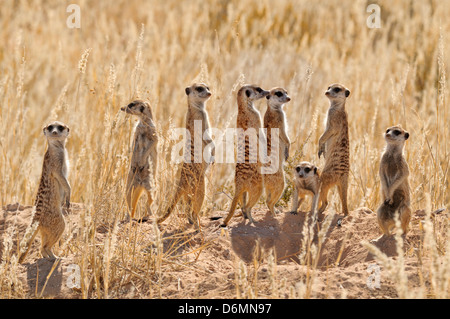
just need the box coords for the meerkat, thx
[377,125,411,237]
[221,84,270,227]
[290,162,320,215]
[263,87,291,217]
[19,121,71,263]
[316,84,351,220]
[157,83,214,229]
[121,100,158,222]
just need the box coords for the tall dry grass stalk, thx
[0,0,448,299]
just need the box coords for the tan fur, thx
[221,85,269,227]
[157,83,214,229]
[377,125,411,236]
[121,100,158,222]
[19,121,71,263]
[263,87,291,216]
[290,162,320,215]
[316,84,351,219]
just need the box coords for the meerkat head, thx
[238,85,270,103]
[325,84,350,103]
[295,162,318,180]
[266,87,291,109]
[43,121,70,142]
[121,100,153,118]
[384,125,409,146]
[185,83,212,106]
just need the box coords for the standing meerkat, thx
[121,100,158,222]
[157,83,214,229]
[377,125,411,237]
[263,87,291,217]
[221,84,270,227]
[290,162,320,215]
[316,84,351,220]
[19,121,71,263]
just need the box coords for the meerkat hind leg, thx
[337,176,349,216]
[399,205,411,235]
[190,179,205,229]
[242,186,262,224]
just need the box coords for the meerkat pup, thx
[263,87,291,217]
[221,84,270,227]
[290,162,320,215]
[157,83,214,229]
[377,125,411,237]
[316,84,351,220]
[19,121,71,263]
[121,100,158,222]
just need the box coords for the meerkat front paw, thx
[290,211,299,215]
[318,144,325,158]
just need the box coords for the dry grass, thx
[0,0,448,299]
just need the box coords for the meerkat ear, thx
[140,106,145,112]
[185,87,191,95]
[345,90,350,97]
[404,132,409,140]
[314,167,318,174]
[245,90,251,98]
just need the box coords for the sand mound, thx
[0,203,445,298]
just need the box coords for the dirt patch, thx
[0,203,445,298]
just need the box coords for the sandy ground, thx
[0,202,444,299]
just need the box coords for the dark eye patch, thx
[393,130,401,136]
[256,87,262,93]
[295,167,301,173]
[386,129,391,134]
[275,91,283,97]
[47,125,54,131]
[57,125,64,131]
[333,87,341,93]
[304,167,311,173]
[195,87,205,92]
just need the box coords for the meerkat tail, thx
[221,189,244,227]
[18,225,40,264]
[157,187,183,224]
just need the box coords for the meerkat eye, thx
[275,91,283,97]
[57,125,65,131]
[386,129,391,134]
[195,87,204,93]
[256,87,262,93]
[206,86,210,91]
[333,87,341,93]
[295,167,301,173]
[47,125,54,131]
[304,167,311,173]
[393,130,401,136]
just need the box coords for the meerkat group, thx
[18,81,416,263]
